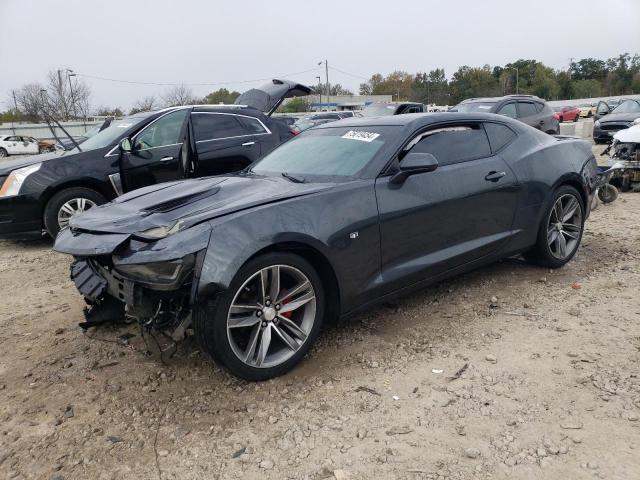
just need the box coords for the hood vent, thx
[140,187,220,215]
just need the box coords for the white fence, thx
[0,121,102,140]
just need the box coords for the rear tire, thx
[524,185,585,268]
[194,252,325,381]
[43,187,106,238]
[0,148,7,157]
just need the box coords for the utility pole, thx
[515,67,519,94]
[318,60,330,110]
[11,90,19,134]
[57,69,69,120]
[316,75,322,112]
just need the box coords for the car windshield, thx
[251,126,396,180]
[72,116,148,152]
[611,100,640,114]
[361,104,398,117]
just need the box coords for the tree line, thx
[359,53,640,106]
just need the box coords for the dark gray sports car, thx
[54,113,598,380]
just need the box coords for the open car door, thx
[594,101,610,122]
[235,79,311,116]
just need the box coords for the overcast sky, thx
[1,0,639,110]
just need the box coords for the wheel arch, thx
[244,241,342,323]
[40,178,114,223]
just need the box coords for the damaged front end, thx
[55,222,212,341]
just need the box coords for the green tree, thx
[529,64,560,100]
[449,65,500,103]
[279,97,310,113]
[202,88,241,105]
[572,79,602,99]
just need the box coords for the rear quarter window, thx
[484,123,517,152]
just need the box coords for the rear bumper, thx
[0,194,42,239]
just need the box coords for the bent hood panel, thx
[66,175,334,235]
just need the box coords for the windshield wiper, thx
[281,172,306,183]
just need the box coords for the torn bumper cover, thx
[54,223,213,331]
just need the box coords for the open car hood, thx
[61,175,333,237]
[235,79,311,116]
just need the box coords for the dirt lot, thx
[1,156,639,480]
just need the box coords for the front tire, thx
[525,185,585,268]
[43,187,106,238]
[0,148,7,157]
[195,252,325,381]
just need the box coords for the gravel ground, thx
[1,146,639,480]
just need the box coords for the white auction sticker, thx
[342,130,380,142]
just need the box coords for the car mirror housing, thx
[390,152,439,185]
[120,138,133,152]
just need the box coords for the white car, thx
[0,135,40,157]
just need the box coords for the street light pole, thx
[316,75,322,112]
[66,69,78,119]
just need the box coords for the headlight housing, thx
[113,254,195,288]
[594,120,601,128]
[0,163,41,198]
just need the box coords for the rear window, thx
[517,102,537,118]
[410,124,491,166]
[192,113,246,141]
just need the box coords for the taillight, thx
[291,128,301,136]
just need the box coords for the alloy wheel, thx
[547,194,582,260]
[57,197,97,229]
[226,264,316,369]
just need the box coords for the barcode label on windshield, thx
[342,131,380,142]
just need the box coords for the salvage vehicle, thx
[0,79,311,239]
[361,102,425,117]
[0,135,40,157]
[600,119,640,191]
[451,95,559,134]
[54,112,598,380]
[578,103,596,118]
[593,98,640,144]
[552,105,580,123]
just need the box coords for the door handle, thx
[160,156,174,162]
[242,141,256,147]
[485,171,506,182]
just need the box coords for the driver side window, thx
[134,109,188,150]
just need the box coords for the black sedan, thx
[593,98,640,144]
[0,79,309,239]
[54,113,598,380]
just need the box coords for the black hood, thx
[235,79,311,116]
[65,174,334,236]
[0,150,67,175]
[600,112,640,123]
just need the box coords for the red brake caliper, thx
[279,288,292,319]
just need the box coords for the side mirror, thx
[390,152,439,185]
[120,138,133,152]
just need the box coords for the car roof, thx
[314,112,523,129]
[462,95,545,103]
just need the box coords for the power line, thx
[74,67,322,88]
[328,65,369,80]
